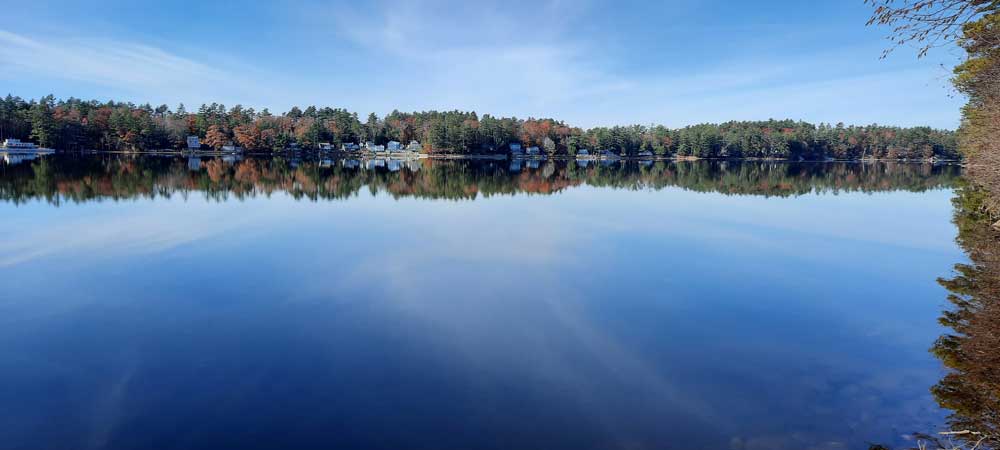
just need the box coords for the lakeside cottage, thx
[387,141,402,152]
[186,136,200,150]
[577,149,590,157]
[526,146,541,156]
[407,140,422,152]
[509,143,523,154]
[637,150,653,158]
[342,143,361,152]
[2,138,39,150]
[318,143,333,151]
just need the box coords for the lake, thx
[0,155,966,449]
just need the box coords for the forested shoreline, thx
[0,95,959,160]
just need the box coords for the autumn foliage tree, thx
[233,124,263,151]
[203,125,229,150]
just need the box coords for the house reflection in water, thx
[525,159,540,169]
[2,152,39,165]
[509,159,522,172]
[222,155,243,165]
[187,157,201,171]
[342,159,360,169]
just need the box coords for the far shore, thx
[40,149,963,164]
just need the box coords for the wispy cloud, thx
[0,29,275,107]
[307,0,630,115]
[0,30,228,89]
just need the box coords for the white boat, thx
[1,138,54,154]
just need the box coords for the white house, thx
[576,149,590,157]
[342,143,361,152]
[387,141,402,152]
[509,143,523,154]
[318,143,333,151]
[637,150,654,158]
[526,146,541,156]
[186,136,200,150]
[406,140,422,152]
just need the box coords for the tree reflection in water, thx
[0,154,961,205]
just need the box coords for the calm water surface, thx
[0,155,965,449]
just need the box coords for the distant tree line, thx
[0,94,960,160]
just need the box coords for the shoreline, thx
[48,149,963,164]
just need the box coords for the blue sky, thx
[0,0,967,128]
